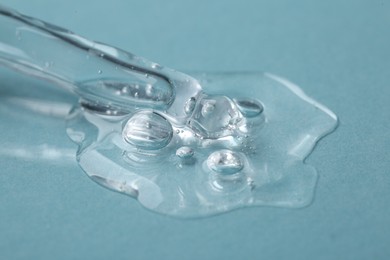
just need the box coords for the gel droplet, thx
[234,98,263,118]
[188,96,241,138]
[207,150,243,175]
[201,99,216,117]
[176,146,194,159]
[122,111,173,150]
[184,97,196,115]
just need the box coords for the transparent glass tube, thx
[0,5,202,124]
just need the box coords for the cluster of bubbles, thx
[0,5,337,217]
[121,89,264,192]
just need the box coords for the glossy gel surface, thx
[0,5,338,217]
[1,1,389,259]
[66,72,337,217]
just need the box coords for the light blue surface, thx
[0,1,389,259]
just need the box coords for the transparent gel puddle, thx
[66,73,337,217]
[0,6,338,217]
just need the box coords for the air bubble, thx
[145,84,153,96]
[184,97,196,115]
[207,150,243,175]
[188,96,241,138]
[176,146,194,159]
[121,86,129,94]
[201,100,216,117]
[122,111,173,150]
[234,98,263,118]
[151,63,162,70]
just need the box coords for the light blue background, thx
[0,1,389,259]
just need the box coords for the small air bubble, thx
[234,98,263,118]
[207,150,243,175]
[151,63,162,69]
[176,146,194,159]
[121,86,129,94]
[184,97,196,115]
[145,84,153,96]
[201,100,216,117]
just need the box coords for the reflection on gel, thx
[0,6,338,217]
[67,72,338,217]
